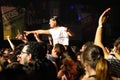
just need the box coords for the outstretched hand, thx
[98,8,111,26]
[24,31,31,36]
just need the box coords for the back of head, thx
[81,45,111,80]
[84,41,94,48]
[81,45,104,69]
[80,41,94,52]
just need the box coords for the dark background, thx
[0,0,120,48]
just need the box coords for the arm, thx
[94,8,111,59]
[66,28,74,37]
[7,36,15,50]
[24,29,50,36]
[34,33,42,42]
[16,30,28,43]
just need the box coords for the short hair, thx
[25,41,47,60]
[114,37,120,54]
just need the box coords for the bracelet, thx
[98,25,102,27]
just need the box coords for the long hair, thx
[96,58,111,80]
[81,45,111,80]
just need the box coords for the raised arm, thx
[94,8,111,59]
[24,29,50,36]
[7,36,15,51]
[16,30,28,43]
[33,33,42,42]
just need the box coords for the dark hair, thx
[54,43,65,57]
[25,41,47,60]
[114,37,120,55]
[0,62,28,80]
[50,16,62,26]
[14,43,25,55]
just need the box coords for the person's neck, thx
[81,68,96,80]
[88,70,96,80]
[86,66,96,78]
[54,26,60,29]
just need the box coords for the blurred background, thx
[0,0,120,48]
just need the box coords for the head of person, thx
[81,45,111,80]
[80,41,94,52]
[113,37,120,55]
[51,43,65,58]
[62,57,77,75]
[18,41,47,65]
[61,52,85,78]
[49,16,62,28]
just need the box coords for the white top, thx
[49,26,69,46]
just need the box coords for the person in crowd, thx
[94,7,120,79]
[17,41,57,80]
[81,44,112,80]
[0,65,28,80]
[46,43,65,72]
[57,50,85,80]
[24,16,74,46]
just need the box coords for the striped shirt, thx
[108,54,120,77]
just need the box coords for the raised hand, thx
[16,30,28,43]
[98,8,111,26]
[34,33,42,42]
[94,8,111,59]
[16,30,23,40]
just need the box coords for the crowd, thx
[0,8,120,80]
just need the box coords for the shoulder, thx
[108,53,120,66]
[60,26,66,29]
[59,26,67,31]
[108,54,116,59]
